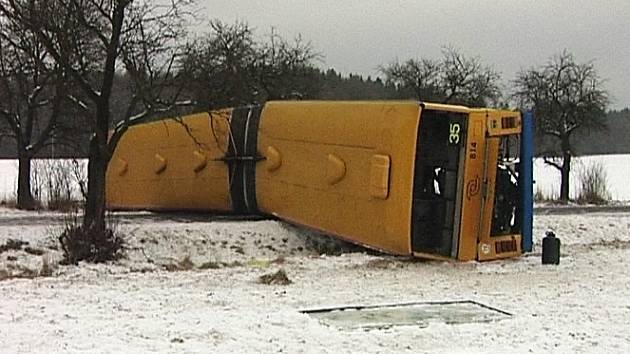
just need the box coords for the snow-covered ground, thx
[1,208,629,353]
[1,156,630,353]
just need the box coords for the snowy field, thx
[1,157,630,353]
[2,155,630,203]
[1,208,630,353]
[533,155,630,201]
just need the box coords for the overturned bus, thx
[106,101,534,261]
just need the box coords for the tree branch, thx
[543,156,563,171]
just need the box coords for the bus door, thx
[477,111,523,261]
[411,109,468,259]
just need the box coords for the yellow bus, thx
[107,101,530,261]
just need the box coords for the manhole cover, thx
[302,300,511,329]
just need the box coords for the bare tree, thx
[514,51,609,202]
[255,29,320,101]
[381,47,502,107]
[181,20,259,109]
[380,58,442,102]
[180,20,320,109]
[0,14,78,209]
[0,0,195,261]
[440,47,502,106]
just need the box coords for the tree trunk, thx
[560,140,572,203]
[16,153,35,210]
[83,136,108,231]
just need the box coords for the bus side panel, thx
[106,111,232,212]
[255,101,420,255]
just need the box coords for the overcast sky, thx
[202,0,630,109]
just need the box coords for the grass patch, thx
[0,267,37,281]
[177,256,195,270]
[534,186,559,203]
[576,161,611,205]
[592,238,630,249]
[247,258,271,269]
[364,258,404,269]
[23,247,45,256]
[0,197,17,209]
[164,256,195,271]
[258,269,292,285]
[39,255,54,277]
[303,234,366,256]
[196,260,245,270]
[0,239,29,253]
[33,159,86,211]
[198,261,221,270]
[0,256,56,281]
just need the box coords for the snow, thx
[1,208,630,353]
[0,159,17,201]
[1,156,630,352]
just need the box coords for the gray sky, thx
[203,0,630,109]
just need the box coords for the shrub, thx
[58,213,124,264]
[164,256,195,271]
[534,186,558,203]
[32,159,87,211]
[576,161,610,205]
[0,197,17,208]
[258,269,292,285]
[0,239,29,253]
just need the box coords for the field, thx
[1,157,630,353]
[4,155,630,203]
[533,155,630,201]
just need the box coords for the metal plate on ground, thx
[302,300,511,330]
